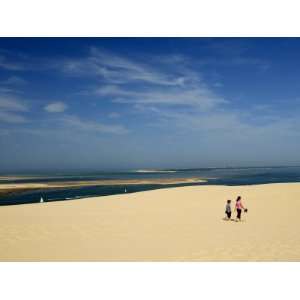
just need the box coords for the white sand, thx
[0,183,300,261]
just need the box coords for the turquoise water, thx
[1,166,300,205]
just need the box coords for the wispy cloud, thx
[63,47,187,86]
[44,101,68,113]
[0,95,28,112]
[2,40,300,170]
[0,44,279,144]
[79,48,228,112]
[0,95,29,123]
[193,56,270,72]
[0,45,272,136]
[0,87,16,94]
[93,83,227,113]
[108,112,120,118]
[61,115,129,135]
[0,55,25,71]
[0,76,27,86]
[71,47,273,143]
[0,111,28,123]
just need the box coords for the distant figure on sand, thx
[225,200,232,220]
[234,196,246,221]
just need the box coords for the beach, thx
[0,183,300,261]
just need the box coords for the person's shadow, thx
[222,217,236,222]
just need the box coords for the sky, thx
[1,38,300,172]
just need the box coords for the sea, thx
[1,166,300,205]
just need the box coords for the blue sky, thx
[1,38,300,172]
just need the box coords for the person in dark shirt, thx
[225,199,232,220]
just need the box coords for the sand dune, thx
[0,183,300,261]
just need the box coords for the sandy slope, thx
[0,183,300,261]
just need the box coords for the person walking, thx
[235,196,246,221]
[225,200,232,220]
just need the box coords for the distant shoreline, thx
[134,169,177,173]
[0,177,206,197]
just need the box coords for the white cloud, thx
[108,112,120,118]
[0,87,15,94]
[0,111,27,123]
[61,115,128,135]
[94,85,135,97]
[0,96,28,111]
[0,46,273,140]
[196,57,269,71]
[95,84,227,111]
[63,48,186,86]
[0,95,29,123]
[75,48,273,138]
[44,101,68,113]
[75,48,227,112]
[0,76,27,86]
[0,55,25,71]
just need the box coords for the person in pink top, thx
[234,196,246,221]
